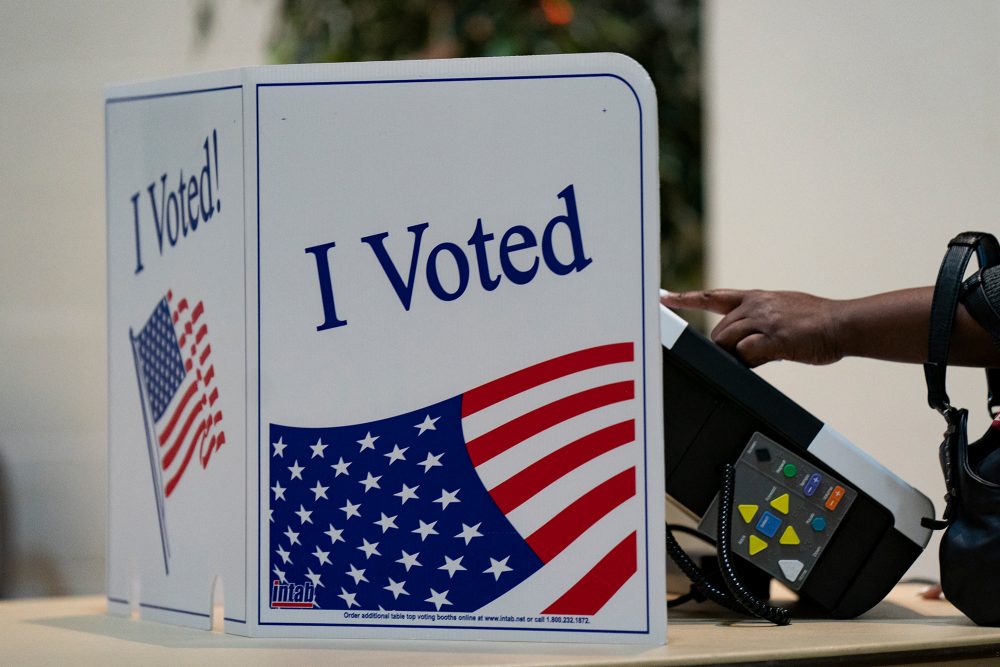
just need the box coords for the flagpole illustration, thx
[130,327,171,574]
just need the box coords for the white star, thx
[312,545,331,566]
[311,480,329,501]
[439,555,466,578]
[413,519,439,541]
[272,437,287,458]
[455,522,483,545]
[324,524,345,544]
[359,472,382,492]
[425,588,452,611]
[276,545,292,564]
[330,456,352,477]
[358,538,381,559]
[268,509,274,523]
[305,567,324,588]
[384,444,408,464]
[418,451,444,472]
[295,504,313,525]
[384,577,409,599]
[484,556,513,581]
[346,564,368,585]
[272,564,287,583]
[395,484,419,504]
[283,525,300,546]
[415,414,440,435]
[374,512,398,533]
[357,431,379,451]
[310,438,328,458]
[338,587,359,609]
[340,499,361,520]
[396,550,421,571]
[271,481,286,501]
[288,460,305,480]
[435,488,461,509]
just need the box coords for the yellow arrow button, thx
[748,535,768,556]
[779,525,800,545]
[770,493,790,515]
[737,504,758,524]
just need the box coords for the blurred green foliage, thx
[267,0,703,290]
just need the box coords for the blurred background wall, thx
[0,0,275,598]
[706,0,1000,579]
[0,0,997,598]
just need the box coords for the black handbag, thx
[924,231,1000,626]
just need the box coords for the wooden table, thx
[3,585,999,665]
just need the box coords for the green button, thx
[782,463,797,478]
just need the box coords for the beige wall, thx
[705,0,1000,579]
[0,0,275,598]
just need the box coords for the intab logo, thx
[270,579,317,609]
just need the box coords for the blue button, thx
[811,516,827,532]
[755,511,782,538]
[804,473,823,497]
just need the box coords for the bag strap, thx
[925,232,1000,414]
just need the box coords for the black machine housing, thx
[661,305,934,617]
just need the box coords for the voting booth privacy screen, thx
[105,55,664,642]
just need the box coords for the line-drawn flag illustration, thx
[268,342,640,615]
[130,291,226,573]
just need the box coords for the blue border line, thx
[256,72,650,634]
[139,601,210,618]
[107,596,128,605]
[106,85,242,105]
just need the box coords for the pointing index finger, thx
[660,289,746,315]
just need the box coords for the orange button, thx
[825,485,845,511]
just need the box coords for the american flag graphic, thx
[268,342,640,615]
[131,291,226,571]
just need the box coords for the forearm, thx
[835,287,1000,366]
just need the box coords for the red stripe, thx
[526,468,635,563]
[462,343,633,417]
[208,387,219,406]
[199,344,212,365]
[161,396,205,469]
[213,411,223,424]
[271,602,315,608]
[176,298,189,314]
[490,420,635,513]
[191,301,204,323]
[195,323,208,345]
[157,380,200,446]
[204,365,215,386]
[164,419,206,497]
[542,532,637,615]
[466,381,633,467]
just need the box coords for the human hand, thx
[660,289,845,367]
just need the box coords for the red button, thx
[825,485,845,511]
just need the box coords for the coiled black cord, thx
[665,522,751,615]
[717,463,791,626]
